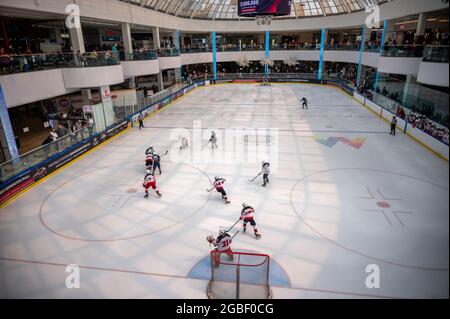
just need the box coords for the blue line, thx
[212,32,217,81]
[356,25,365,87]
[318,28,326,81]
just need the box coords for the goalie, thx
[206,230,234,267]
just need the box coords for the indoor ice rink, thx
[0,0,448,302]
[0,83,448,298]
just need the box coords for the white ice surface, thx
[0,83,448,299]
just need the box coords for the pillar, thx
[383,19,396,45]
[152,27,160,50]
[374,20,387,94]
[356,25,366,87]
[212,32,217,81]
[157,71,164,91]
[69,23,85,54]
[121,22,133,53]
[81,89,92,105]
[0,84,18,160]
[53,28,63,46]
[318,28,326,81]
[415,13,427,44]
[264,31,270,79]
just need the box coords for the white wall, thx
[324,51,360,64]
[62,65,124,89]
[0,70,76,108]
[377,57,423,75]
[121,60,160,78]
[0,0,447,33]
[417,62,450,87]
[361,52,380,69]
[159,56,182,70]
[181,52,213,65]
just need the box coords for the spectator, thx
[56,124,68,138]
[50,128,58,142]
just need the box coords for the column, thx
[318,28,326,81]
[180,32,185,48]
[264,31,270,79]
[0,84,18,160]
[157,71,164,91]
[383,19,396,45]
[402,75,417,106]
[152,27,161,50]
[53,28,63,46]
[212,32,217,81]
[374,20,387,94]
[121,22,133,54]
[69,22,85,54]
[356,25,366,87]
[81,89,92,105]
[415,13,427,43]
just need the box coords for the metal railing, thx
[423,45,449,63]
[381,45,425,58]
[123,49,158,61]
[0,127,93,182]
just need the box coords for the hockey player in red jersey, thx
[240,203,261,239]
[207,230,234,267]
[143,169,162,198]
[212,176,231,204]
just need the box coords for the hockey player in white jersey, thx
[240,203,261,239]
[207,230,234,267]
[261,161,270,187]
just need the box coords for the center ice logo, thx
[314,137,366,149]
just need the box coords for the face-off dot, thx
[377,201,391,209]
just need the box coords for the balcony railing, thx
[423,45,449,63]
[123,49,158,61]
[158,48,180,57]
[381,45,425,58]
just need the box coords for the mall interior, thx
[0,0,448,181]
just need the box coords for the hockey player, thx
[209,131,218,148]
[207,230,234,267]
[152,153,162,175]
[213,176,231,204]
[261,161,270,187]
[143,170,162,198]
[240,203,261,239]
[145,145,155,155]
[145,152,154,168]
[300,97,308,109]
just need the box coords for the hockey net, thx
[207,251,272,299]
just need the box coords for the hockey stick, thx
[225,218,241,233]
[159,150,169,157]
[231,230,239,240]
[206,186,215,192]
[249,172,262,182]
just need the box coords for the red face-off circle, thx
[376,201,391,208]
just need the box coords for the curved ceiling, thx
[119,0,391,20]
